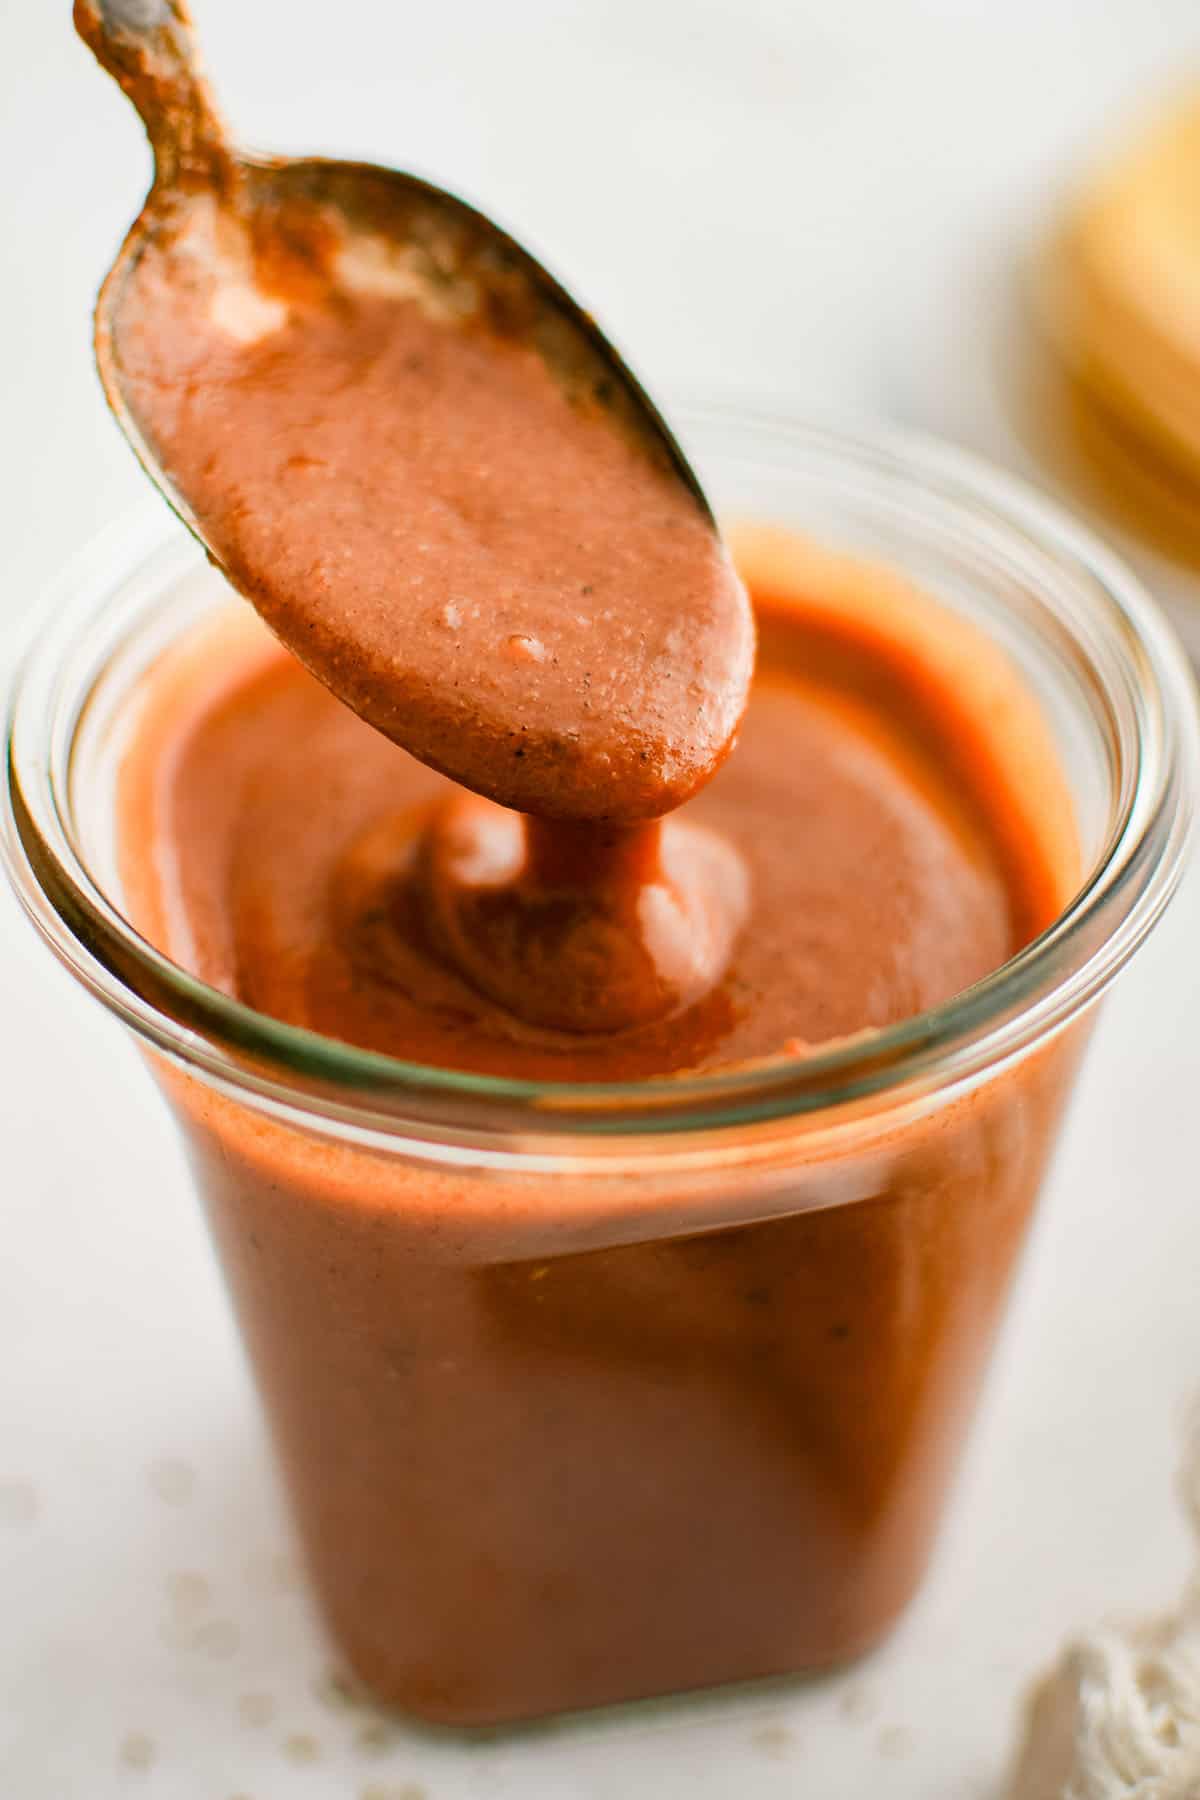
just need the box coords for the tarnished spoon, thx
[74,0,753,826]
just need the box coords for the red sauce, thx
[114,533,1081,1722]
[115,251,753,828]
[119,537,1068,1081]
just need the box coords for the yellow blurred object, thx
[1039,85,1200,490]
[1025,325,1200,573]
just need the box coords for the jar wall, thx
[165,1020,1088,1725]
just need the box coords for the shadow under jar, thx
[4,412,1195,1726]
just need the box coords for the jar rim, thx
[4,409,1197,1150]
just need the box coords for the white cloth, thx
[1006,1422,1200,1799]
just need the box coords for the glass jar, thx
[3,411,1195,1726]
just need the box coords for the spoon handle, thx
[74,0,234,190]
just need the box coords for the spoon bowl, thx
[75,0,754,823]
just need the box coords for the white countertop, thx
[3,3,1200,1795]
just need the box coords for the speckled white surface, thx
[3,3,1200,1796]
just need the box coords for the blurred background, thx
[6,0,1200,631]
[3,3,1200,1797]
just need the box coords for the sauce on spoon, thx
[76,0,753,826]
[77,0,754,1031]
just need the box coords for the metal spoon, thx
[73,0,753,824]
